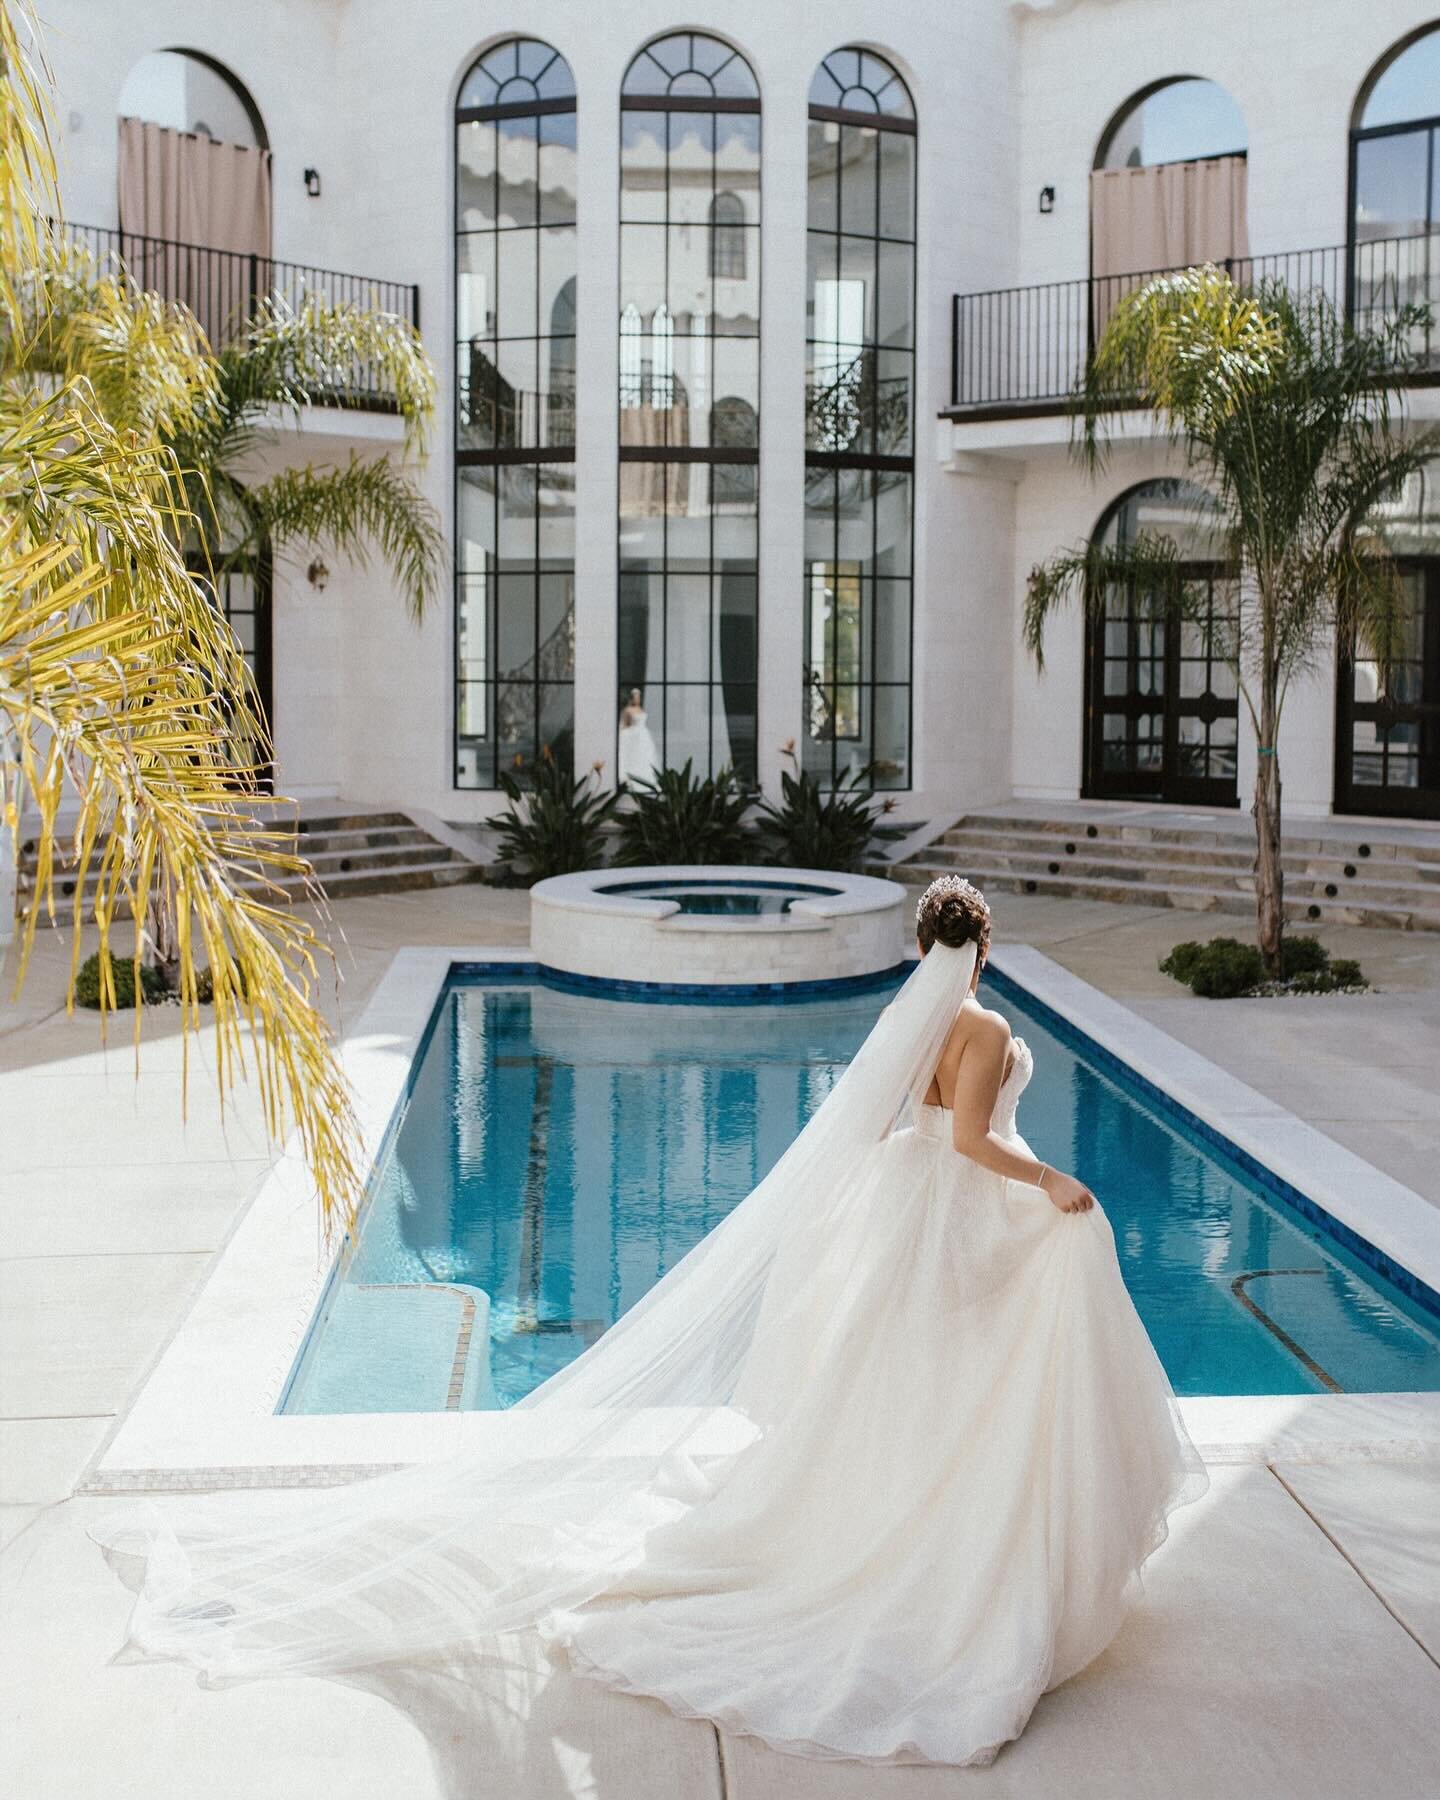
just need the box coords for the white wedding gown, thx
[92,944,1206,1768]
[617,708,659,788]
[540,1038,1206,1764]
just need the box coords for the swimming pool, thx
[280,970,1440,1414]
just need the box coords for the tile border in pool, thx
[78,942,1440,1495]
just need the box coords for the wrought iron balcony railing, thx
[61,221,421,413]
[949,232,1439,417]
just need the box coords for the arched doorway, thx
[1335,460,1440,818]
[1349,24,1440,370]
[1083,480,1239,806]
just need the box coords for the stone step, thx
[950,811,1440,866]
[888,859,1440,932]
[278,860,486,902]
[300,842,459,876]
[935,824,1440,884]
[12,809,487,921]
[294,810,413,835]
[902,845,1440,910]
[281,825,436,857]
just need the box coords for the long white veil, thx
[90,942,979,1685]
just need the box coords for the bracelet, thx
[1035,1162,1051,1190]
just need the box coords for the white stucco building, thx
[40,1,1440,825]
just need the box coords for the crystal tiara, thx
[915,873,990,924]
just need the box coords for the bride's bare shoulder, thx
[952,999,1011,1048]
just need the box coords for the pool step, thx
[12,805,488,922]
[882,809,1440,933]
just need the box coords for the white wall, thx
[1012,0,1430,287]
[37,0,1430,821]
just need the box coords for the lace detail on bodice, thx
[913,1036,1033,1145]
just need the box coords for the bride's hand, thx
[1041,1169,1095,1214]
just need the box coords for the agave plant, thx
[491,752,618,884]
[613,760,753,866]
[0,4,362,1232]
[753,743,901,873]
[1026,265,1439,975]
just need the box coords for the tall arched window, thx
[1350,25,1440,367]
[454,39,577,788]
[618,32,760,783]
[804,48,914,789]
[1084,480,1238,806]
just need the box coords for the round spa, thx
[528,865,910,989]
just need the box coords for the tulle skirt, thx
[540,1118,1207,1766]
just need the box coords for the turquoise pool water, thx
[281,971,1440,1414]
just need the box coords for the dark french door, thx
[1335,560,1440,818]
[1084,565,1240,806]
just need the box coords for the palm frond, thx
[0,403,363,1231]
[1,4,365,1236]
[0,1,55,334]
[9,231,217,440]
[242,454,444,621]
[1024,531,1201,671]
[209,292,436,458]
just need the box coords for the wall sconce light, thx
[1038,186,1056,215]
[303,167,322,198]
[306,557,330,591]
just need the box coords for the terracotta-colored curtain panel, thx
[618,404,691,516]
[117,118,273,346]
[1090,154,1249,333]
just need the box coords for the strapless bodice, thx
[914,1036,1033,1145]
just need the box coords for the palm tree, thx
[166,289,442,624]
[1025,266,1440,974]
[0,2,438,1232]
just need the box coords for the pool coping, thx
[78,943,1440,1495]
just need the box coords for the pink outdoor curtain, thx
[1090,154,1249,329]
[116,118,273,346]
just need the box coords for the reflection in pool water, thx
[281,972,1440,1414]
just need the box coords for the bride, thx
[616,686,659,790]
[92,876,1207,1768]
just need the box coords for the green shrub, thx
[73,950,167,1010]
[614,760,752,866]
[492,752,618,885]
[1280,935,1328,978]
[1189,939,1266,998]
[1159,936,1264,998]
[1161,934,1366,998]
[1158,940,1205,985]
[752,748,903,873]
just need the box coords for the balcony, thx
[63,222,421,413]
[947,233,1440,420]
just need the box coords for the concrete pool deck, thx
[3,884,1438,1796]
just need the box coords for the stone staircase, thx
[14,806,487,920]
[881,809,1440,933]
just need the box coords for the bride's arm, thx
[948,1018,1095,1213]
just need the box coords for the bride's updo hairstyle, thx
[915,874,992,962]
